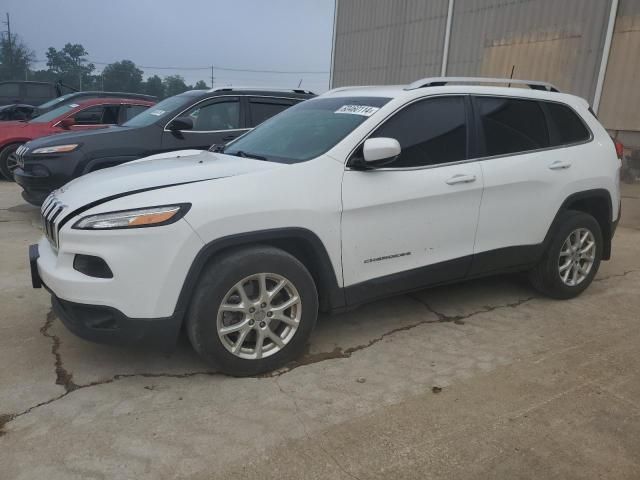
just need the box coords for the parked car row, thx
[28,76,622,375]
[1,87,314,204]
[0,96,156,180]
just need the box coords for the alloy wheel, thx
[558,228,596,287]
[216,273,302,360]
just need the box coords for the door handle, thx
[548,160,571,170]
[446,174,476,185]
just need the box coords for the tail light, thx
[614,139,624,160]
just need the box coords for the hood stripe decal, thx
[57,176,228,233]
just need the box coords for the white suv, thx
[31,77,621,375]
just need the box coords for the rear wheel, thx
[187,246,318,376]
[0,143,22,181]
[529,210,602,299]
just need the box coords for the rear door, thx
[471,95,590,273]
[161,96,248,151]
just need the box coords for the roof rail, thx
[405,76,560,92]
[209,86,315,95]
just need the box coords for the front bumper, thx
[14,167,61,206]
[51,294,182,349]
[30,243,182,349]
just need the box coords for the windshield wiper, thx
[231,150,267,161]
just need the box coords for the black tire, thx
[0,143,22,181]
[529,210,603,299]
[186,245,318,376]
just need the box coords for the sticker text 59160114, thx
[335,105,380,117]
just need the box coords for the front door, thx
[341,96,484,303]
[161,97,249,151]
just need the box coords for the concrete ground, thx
[1,180,640,480]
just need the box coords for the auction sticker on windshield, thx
[335,105,380,116]
[149,110,166,116]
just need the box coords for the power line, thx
[32,58,329,75]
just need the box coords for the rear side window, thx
[476,97,549,156]
[25,83,53,98]
[545,102,590,146]
[249,98,295,127]
[371,96,467,168]
[0,83,20,97]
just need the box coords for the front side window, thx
[369,96,467,168]
[73,105,119,125]
[476,97,549,156]
[122,95,190,127]
[123,104,150,122]
[224,96,391,164]
[545,102,590,146]
[249,98,295,127]
[186,100,240,131]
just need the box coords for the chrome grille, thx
[15,144,27,168]
[40,194,66,249]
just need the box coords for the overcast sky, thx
[4,0,335,92]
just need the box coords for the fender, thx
[543,188,614,259]
[171,228,346,326]
[0,139,31,150]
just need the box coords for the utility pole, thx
[3,13,12,69]
[210,65,215,88]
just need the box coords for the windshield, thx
[30,103,79,123]
[224,96,391,164]
[38,93,77,110]
[122,95,189,127]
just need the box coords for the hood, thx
[26,125,129,148]
[51,150,282,211]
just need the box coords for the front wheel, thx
[187,246,318,376]
[0,143,23,181]
[529,210,603,299]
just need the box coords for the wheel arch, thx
[0,140,28,152]
[173,228,345,328]
[546,189,614,260]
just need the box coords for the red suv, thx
[0,97,156,180]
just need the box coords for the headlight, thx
[32,144,79,154]
[73,204,191,230]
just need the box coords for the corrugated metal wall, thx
[332,0,640,136]
[332,0,448,86]
[598,0,640,132]
[446,0,608,101]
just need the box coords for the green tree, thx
[45,43,95,89]
[163,75,189,97]
[0,31,35,80]
[102,60,143,93]
[193,80,208,90]
[144,74,165,98]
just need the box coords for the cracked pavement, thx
[1,181,640,479]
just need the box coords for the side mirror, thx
[167,116,194,131]
[59,117,75,129]
[362,137,401,167]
